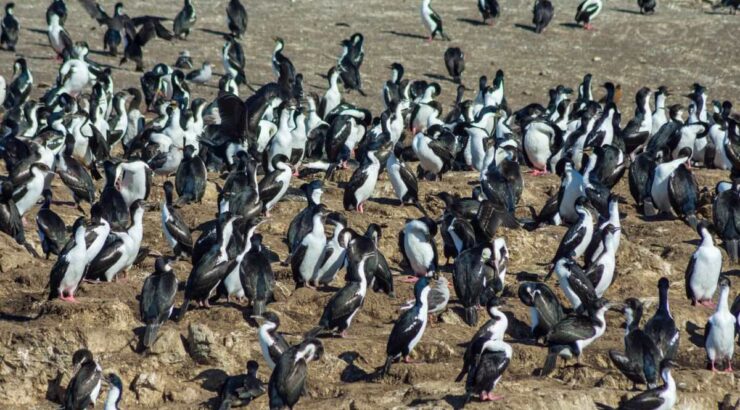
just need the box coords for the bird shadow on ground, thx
[191,368,229,392]
[369,197,402,206]
[703,10,733,15]
[685,321,706,348]
[197,28,230,38]
[339,351,374,383]
[559,22,582,29]
[25,27,47,35]
[409,395,467,408]
[0,311,37,322]
[382,30,428,40]
[611,7,644,14]
[514,23,538,33]
[457,17,487,26]
[423,73,456,84]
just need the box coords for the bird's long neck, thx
[103,386,120,410]
[717,286,730,313]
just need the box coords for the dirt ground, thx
[0,0,739,409]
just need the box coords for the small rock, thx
[187,323,225,365]
[147,328,187,364]
[593,56,602,62]
[132,372,165,406]
[169,386,200,404]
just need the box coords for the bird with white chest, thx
[704,276,735,372]
[685,222,723,307]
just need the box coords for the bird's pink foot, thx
[726,363,734,372]
[402,276,419,283]
[403,356,414,364]
[711,361,717,372]
[426,37,433,43]
[487,394,504,401]
[530,169,548,176]
[340,330,348,338]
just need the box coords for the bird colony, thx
[0,0,738,409]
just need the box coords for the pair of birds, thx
[62,349,123,410]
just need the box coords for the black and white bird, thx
[400,217,439,282]
[139,257,178,350]
[161,182,193,258]
[518,282,565,342]
[36,190,67,259]
[343,148,381,213]
[478,0,501,24]
[291,207,327,289]
[387,144,422,211]
[685,222,723,307]
[382,276,431,375]
[226,0,248,38]
[549,257,599,312]
[175,145,207,205]
[48,218,88,302]
[241,234,276,316]
[254,311,290,370]
[218,361,265,409]
[644,278,680,361]
[574,0,603,30]
[186,62,213,85]
[13,162,49,217]
[608,298,662,390]
[586,224,619,298]
[533,0,554,33]
[713,181,740,263]
[420,0,451,42]
[1,3,19,51]
[64,349,102,410]
[462,339,512,404]
[454,245,495,326]
[174,50,193,69]
[268,338,324,410]
[443,47,464,84]
[177,217,237,319]
[601,360,677,410]
[307,254,370,337]
[704,276,735,372]
[102,373,124,410]
[541,298,611,376]
[312,213,348,287]
[550,196,594,265]
[258,154,292,217]
[638,0,657,14]
[173,0,196,39]
[456,297,509,383]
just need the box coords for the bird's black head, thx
[718,275,731,289]
[657,85,670,96]
[326,212,347,228]
[6,3,14,13]
[271,154,289,170]
[105,373,123,391]
[658,277,670,290]
[259,311,280,327]
[623,297,642,312]
[154,256,173,274]
[183,144,196,159]
[246,360,259,373]
[418,216,438,237]
[72,349,94,367]
[677,146,692,160]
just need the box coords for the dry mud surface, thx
[0,0,739,409]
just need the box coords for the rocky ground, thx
[0,0,739,409]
